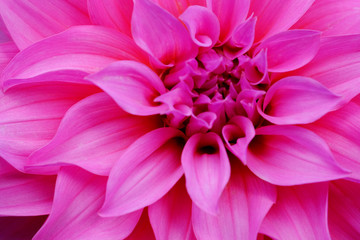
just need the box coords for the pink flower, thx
[0,0,360,239]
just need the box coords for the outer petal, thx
[86,61,168,116]
[0,157,56,216]
[247,125,349,185]
[259,76,343,125]
[131,0,197,65]
[260,183,331,240]
[0,42,18,74]
[192,161,276,240]
[100,128,185,216]
[150,0,206,17]
[88,0,133,36]
[207,0,250,43]
[286,34,360,102]
[27,92,162,175]
[33,166,141,240]
[249,0,315,41]
[181,132,230,215]
[148,178,195,240]
[328,180,360,240]
[306,102,360,181]
[0,81,98,171]
[1,25,149,84]
[0,0,90,50]
[0,216,47,240]
[293,0,360,36]
[125,209,156,240]
[255,30,320,72]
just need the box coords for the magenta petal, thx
[259,76,343,125]
[125,209,156,240]
[0,157,55,216]
[179,6,220,49]
[250,0,315,41]
[33,166,141,240]
[192,162,276,240]
[255,30,320,72]
[182,132,230,215]
[222,116,255,164]
[150,0,206,17]
[148,178,194,240]
[88,0,133,36]
[27,92,162,176]
[0,0,90,50]
[86,60,168,116]
[0,215,47,240]
[1,25,149,83]
[0,42,18,74]
[247,125,349,185]
[328,180,360,239]
[131,0,197,65]
[100,128,185,216]
[260,183,331,240]
[0,81,97,171]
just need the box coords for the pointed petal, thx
[192,161,276,240]
[149,177,194,240]
[260,183,331,240]
[293,0,360,36]
[255,30,320,72]
[27,92,162,175]
[0,0,90,50]
[306,102,360,181]
[182,132,230,215]
[250,0,315,41]
[131,0,197,65]
[88,0,133,36]
[247,125,349,185]
[0,81,98,171]
[0,216,47,240]
[259,76,343,125]
[86,60,168,116]
[328,180,360,240]
[286,34,360,102]
[100,128,185,216]
[150,0,206,17]
[208,0,250,43]
[0,157,56,216]
[1,25,149,84]
[33,166,141,240]
[222,116,255,164]
[125,209,156,240]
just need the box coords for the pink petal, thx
[222,116,255,164]
[0,216,47,240]
[88,0,133,36]
[148,177,195,240]
[259,76,343,125]
[0,16,11,43]
[260,183,331,240]
[306,101,360,181]
[100,128,185,216]
[285,34,360,102]
[0,81,98,171]
[125,209,156,240]
[33,166,141,240]
[86,60,168,116]
[1,25,149,83]
[0,42,18,74]
[27,92,162,175]
[249,0,315,41]
[255,30,320,72]
[192,161,276,240]
[293,0,360,36]
[179,6,220,49]
[208,0,250,44]
[150,0,206,17]
[247,125,349,185]
[131,0,197,65]
[0,0,90,50]
[328,180,360,240]
[0,157,56,216]
[181,132,230,215]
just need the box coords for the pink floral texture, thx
[0,0,360,239]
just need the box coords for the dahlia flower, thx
[1,0,360,239]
